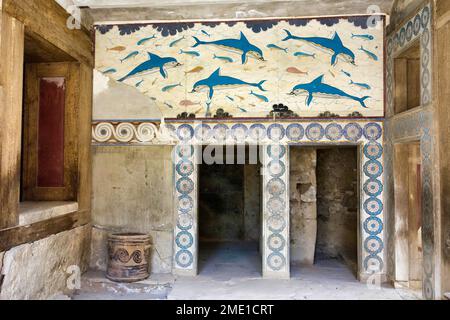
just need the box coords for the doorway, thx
[290,146,359,278]
[198,145,262,277]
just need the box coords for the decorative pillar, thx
[173,125,198,275]
[262,141,290,279]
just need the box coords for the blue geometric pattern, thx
[169,120,384,279]
[325,123,343,141]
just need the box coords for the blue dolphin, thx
[192,32,265,64]
[118,52,181,82]
[290,75,370,108]
[191,68,267,100]
[282,30,355,66]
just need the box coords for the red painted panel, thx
[37,77,65,187]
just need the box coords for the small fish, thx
[149,97,157,101]
[201,30,211,37]
[213,54,233,63]
[226,96,234,102]
[329,70,336,78]
[237,107,247,113]
[352,33,374,41]
[164,102,174,109]
[294,51,316,58]
[120,51,139,63]
[162,83,182,92]
[101,68,117,74]
[152,78,158,85]
[341,69,352,77]
[267,44,288,53]
[180,100,200,106]
[135,79,144,87]
[236,95,245,101]
[179,49,200,57]
[350,80,371,90]
[250,90,269,103]
[185,66,204,74]
[107,46,126,52]
[359,46,378,61]
[286,67,308,75]
[170,36,185,47]
[137,35,156,45]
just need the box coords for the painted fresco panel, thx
[95,16,385,119]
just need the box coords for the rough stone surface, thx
[0,225,91,300]
[316,148,358,271]
[82,0,395,24]
[199,151,260,242]
[73,242,420,300]
[91,146,174,274]
[290,147,317,265]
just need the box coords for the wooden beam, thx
[0,13,24,229]
[0,210,90,252]
[77,63,93,211]
[3,0,93,67]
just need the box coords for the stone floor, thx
[72,242,420,300]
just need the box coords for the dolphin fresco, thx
[282,30,355,66]
[118,52,181,82]
[191,68,267,100]
[192,32,265,64]
[290,75,370,108]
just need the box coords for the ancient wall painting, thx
[95,15,385,120]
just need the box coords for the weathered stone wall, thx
[316,148,358,270]
[0,225,91,300]
[290,147,317,265]
[199,160,260,242]
[90,146,174,274]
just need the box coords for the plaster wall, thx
[90,146,174,273]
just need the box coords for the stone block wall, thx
[316,147,358,270]
[0,225,91,300]
[290,147,317,265]
[289,147,358,269]
[199,159,261,242]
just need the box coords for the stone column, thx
[262,143,290,279]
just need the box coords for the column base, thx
[263,270,290,280]
[173,268,197,277]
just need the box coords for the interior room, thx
[198,145,262,278]
[290,146,358,278]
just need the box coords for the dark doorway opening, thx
[290,146,359,279]
[198,145,262,278]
